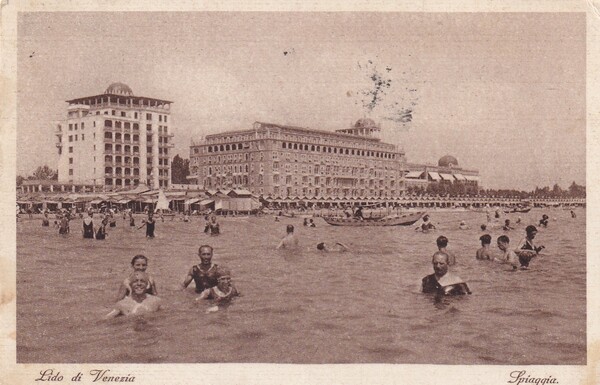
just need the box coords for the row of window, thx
[199,141,396,159]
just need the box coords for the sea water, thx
[16,208,585,364]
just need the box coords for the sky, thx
[16,12,586,190]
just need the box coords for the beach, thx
[16,208,585,364]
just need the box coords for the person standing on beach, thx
[276,224,299,249]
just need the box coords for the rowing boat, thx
[323,212,425,226]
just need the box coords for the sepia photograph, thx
[1,1,597,384]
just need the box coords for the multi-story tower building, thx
[55,83,174,190]
[189,119,406,199]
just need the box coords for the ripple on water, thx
[16,210,586,364]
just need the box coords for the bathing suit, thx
[95,225,106,240]
[517,239,537,267]
[191,264,222,293]
[146,219,155,237]
[83,218,94,238]
[422,273,471,295]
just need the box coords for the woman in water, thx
[116,254,158,301]
[105,272,161,318]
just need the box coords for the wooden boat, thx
[323,212,425,226]
[503,207,531,214]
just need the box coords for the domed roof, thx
[354,118,377,128]
[438,155,459,167]
[104,82,133,96]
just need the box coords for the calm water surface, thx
[17,208,585,364]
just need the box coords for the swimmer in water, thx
[515,225,544,268]
[459,220,470,230]
[422,251,471,296]
[276,224,299,249]
[195,269,239,306]
[316,242,349,252]
[476,234,493,260]
[436,235,456,265]
[416,215,436,231]
[502,219,514,231]
[495,235,520,270]
[116,254,158,301]
[105,272,161,319]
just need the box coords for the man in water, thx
[105,272,161,318]
[436,236,456,265]
[316,242,349,252]
[181,245,225,294]
[276,224,299,249]
[495,235,520,270]
[422,251,471,295]
[138,212,156,238]
[476,234,493,260]
[418,214,436,231]
[515,225,544,268]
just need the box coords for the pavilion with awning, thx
[428,172,441,181]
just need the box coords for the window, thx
[81,134,84,141]
[81,122,84,129]
[69,147,73,153]
[75,135,78,141]
[74,123,78,130]
[121,111,126,117]
[68,124,73,131]
[112,110,116,115]
[93,121,96,127]
[147,124,152,131]
[134,112,138,119]
[146,113,152,120]
[68,135,73,142]
[69,169,73,175]
[159,115,162,122]
[69,158,73,164]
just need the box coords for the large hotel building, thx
[188,119,408,199]
[55,83,174,190]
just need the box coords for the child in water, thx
[195,269,239,307]
[116,254,158,301]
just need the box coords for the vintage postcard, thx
[1,1,597,384]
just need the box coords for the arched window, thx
[104,120,112,127]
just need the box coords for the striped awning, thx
[439,173,455,181]
[185,198,201,205]
[428,172,441,181]
[453,173,466,181]
[464,175,480,181]
[405,171,424,178]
